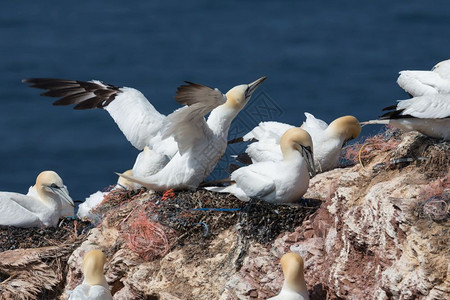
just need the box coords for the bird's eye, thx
[244,87,251,98]
[50,183,59,189]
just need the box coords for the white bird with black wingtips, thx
[24,77,266,191]
[206,127,315,203]
[0,171,74,227]
[397,59,450,97]
[362,94,450,140]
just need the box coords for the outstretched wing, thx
[23,78,166,150]
[162,81,226,154]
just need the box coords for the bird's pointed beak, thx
[246,76,267,97]
[49,185,75,207]
[298,145,316,178]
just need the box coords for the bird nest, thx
[95,188,320,262]
[341,127,449,179]
[0,219,91,299]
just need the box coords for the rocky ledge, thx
[0,130,448,299]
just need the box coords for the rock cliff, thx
[0,131,448,299]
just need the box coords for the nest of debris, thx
[341,127,449,179]
[415,175,450,222]
[0,218,92,252]
[95,188,320,262]
[0,218,92,299]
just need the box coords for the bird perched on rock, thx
[69,249,112,300]
[397,59,450,97]
[206,127,314,203]
[362,94,450,140]
[24,77,266,191]
[0,171,74,228]
[231,113,361,173]
[268,252,309,300]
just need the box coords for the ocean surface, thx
[1,1,449,201]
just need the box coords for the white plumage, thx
[268,253,309,300]
[237,114,361,173]
[207,128,314,203]
[0,171,74,228]
[69,284,112,300]
[117,77,267,190]
[25,77,266,191]
[77,170,135,221]
[362,94,450,140]
[69,250,112,300]
[27,184,74,218]
[397,59,450,97]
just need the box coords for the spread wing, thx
[162,81,226,154]
[23,78,166,150]
[380,94,450,119]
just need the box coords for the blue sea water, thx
[1,1,449,201]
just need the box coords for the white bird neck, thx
[282,273,308,295]
[280,138,303,162]
[324,127,347,146]
[36,186,61,210]
[83,274,109,289]
[207,103,240,137]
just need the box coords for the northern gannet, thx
[132,146,170,179]
[77,170,135,221]
[117,77,267,190]
[0,171,74,227]
[69,249,112,300]
[206,128,314,203]
[397,59,450,97]
[268,252,309,300]
[27,179,74,218]
[362,94,450,140]
[232,114,361,173]
[24,77,266,190]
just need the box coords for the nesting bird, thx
[69,249,112,300]
[233,113,361,173]
[397,59,450,96]
[206,128,314,203]
[0,171,74,227]
[24,77,266,191]
[268,252,309,300]
[77,170,135,221]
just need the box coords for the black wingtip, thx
[382,104,398,111]
[234,152,253,165]
[227,137,244,144]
